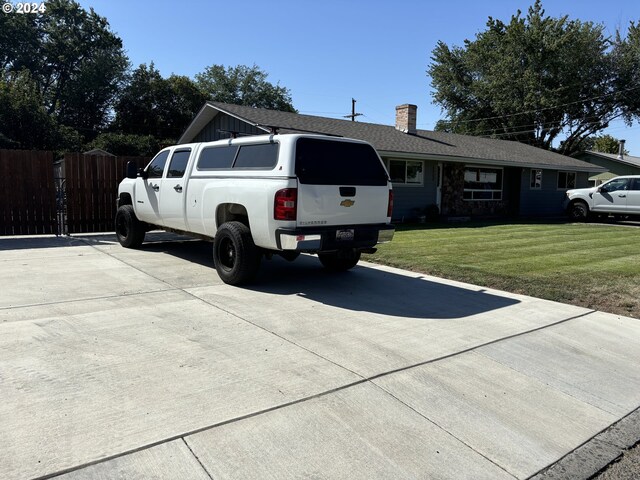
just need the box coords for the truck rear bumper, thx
[276,224,394,252]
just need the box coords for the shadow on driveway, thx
[131,238,520,319]
[1,233,520,320]
[247,254,520,320]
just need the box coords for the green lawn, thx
[369,221,640,318]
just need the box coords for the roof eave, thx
[178,102,270,144]
[378,151,606,172]
[582,150,640,168]
[178,103,216,144]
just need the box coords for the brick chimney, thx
[618,139,626,160]
[395,104,417,135]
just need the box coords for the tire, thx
[568,201,589,222]
[115,205,146,248]
[318,250,361,272]
[213,221,261,285]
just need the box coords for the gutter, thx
[377,151,607,173]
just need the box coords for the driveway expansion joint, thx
[369,380,519,479]
[182,438,215,480]
[529,406,640,480]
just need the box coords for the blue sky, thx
[78,0,640,154]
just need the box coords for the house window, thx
[558,171,576,189]
[463,166,503,200]
[389,160,423,185]
[530,169,542,189]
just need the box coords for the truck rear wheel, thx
[115,205,146,248]
[213,221,261,285]
[318,250,361,272]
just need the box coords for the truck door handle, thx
[173,185,183,193]
[618,194,626,198]
[150,183,159,191]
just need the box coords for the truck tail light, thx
[387,189,394,217]
[274,188,297,221]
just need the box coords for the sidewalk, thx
[1,233,639,479]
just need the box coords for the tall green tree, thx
[613,22,640,124]
[591,134,629,154]
[111,63,206,142]
[428,1,639,155]
[195,64,296,112]
[0,0,128,148]
[0,70,82,151]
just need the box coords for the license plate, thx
[336,229,354,241]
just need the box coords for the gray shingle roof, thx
[180,102,604,172]
[583,150,640,168]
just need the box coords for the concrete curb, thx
[531,407,640,479]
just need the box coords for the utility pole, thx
[344,98,363,122]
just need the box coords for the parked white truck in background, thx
[565,175,640,221]
[115,134,395,285]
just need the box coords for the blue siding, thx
[193,113,263,142]
[519,169,590,216]
[383,157,437,221]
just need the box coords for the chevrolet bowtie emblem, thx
[340,199,355,207]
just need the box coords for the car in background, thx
[565,175,640,221]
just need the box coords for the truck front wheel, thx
[213,221,261,285]
[115,205,146,248]
[568,201,589,222]
[318,250,361,272]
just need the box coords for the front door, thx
[158,149,191,231]
[592,177,630,213]
[135,150,170,225]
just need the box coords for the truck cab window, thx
[604,178,629,192]
[167,150,191,178]
[146,151,170,178]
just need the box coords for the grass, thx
[369,220,640,318]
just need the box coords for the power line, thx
[475,117,627,139]
[436,84,640,127]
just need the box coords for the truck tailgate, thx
[297,184,389,226]
[293,137,391,226]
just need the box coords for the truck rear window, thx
[295,138,388,186]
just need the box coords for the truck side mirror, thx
[126,161,138,179]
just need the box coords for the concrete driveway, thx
[1,233,639,480]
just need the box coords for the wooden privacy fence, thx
[0,150,56,235]
[0,150,150,236]
[64,153,149,234]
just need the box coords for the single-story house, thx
[179,102,605,220]
[574,142,640,185]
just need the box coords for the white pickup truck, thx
[565,175,640,220]
[115,134,395,285]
